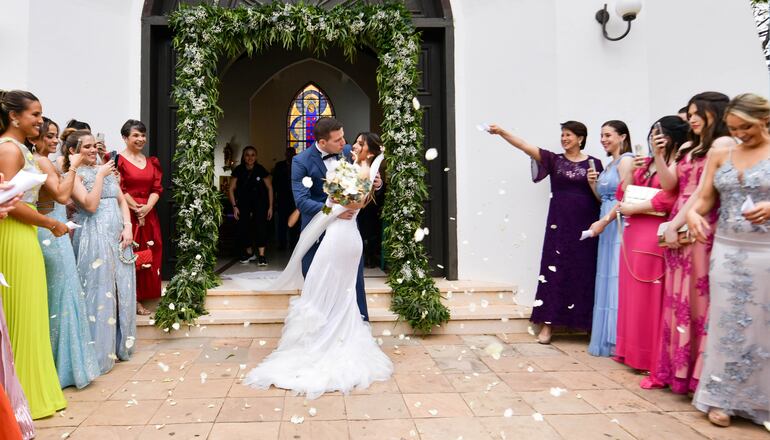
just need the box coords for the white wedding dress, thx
[243,156,393,399]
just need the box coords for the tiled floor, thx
[33,334,768,439]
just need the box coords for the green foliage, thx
[157,1,449,334]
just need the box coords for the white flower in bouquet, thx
[322,160,372,215]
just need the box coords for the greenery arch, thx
[154,1,449,334]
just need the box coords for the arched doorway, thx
[140,0,456,280]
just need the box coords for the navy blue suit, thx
[291,143,369,321]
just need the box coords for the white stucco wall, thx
[0,0,143,149]
[451,0,768,304]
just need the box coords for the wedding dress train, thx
[244,156,392,399]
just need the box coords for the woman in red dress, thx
[117,119,163,315]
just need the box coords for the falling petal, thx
[548,266,556,272]
[676,325,686,334]
[125,338,135,349]
[107,317,116,326]
[527,326,535,336]
[88,315,96,322]
[147,240,154,246]
[91,259,104,269]
[424,148,438,161]
[503,408,513,418]
[567,304,575,309]
[42,239,51,246]
[105,291,113,298]
[428,409,438,416]
[550,225,557,229]
[532,412,544,422]
[537,275,547,283]
[302,176,313,188]
[532,299,544,307]
[526,366,535,373]
[444,167,450,172]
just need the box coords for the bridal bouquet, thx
[322,160,372,215]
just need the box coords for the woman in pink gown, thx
[647,92,736,393]
[613,116,689,372]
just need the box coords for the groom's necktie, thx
[322,153,341,161]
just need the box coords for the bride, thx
[243,137,393,399]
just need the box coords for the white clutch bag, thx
[622,184,666,217]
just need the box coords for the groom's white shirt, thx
[315,142,339,170]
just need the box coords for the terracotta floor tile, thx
[184,362,242,380]
[529,355,593,372]
[418,334,466,345]
[669,411,769,440]
[605,412,705,439]
[497,372,566,392]
[394,373,454,393]
[278,420,349,440]
[247,347,274,363]
[414,417,494,440]
[548,335,591,354]
[510,342,564,357]
[388,346,438,374]
[149,348,203,365]
[350,377,401,395]
[121,349,155,365]
[34,401,100,428]
[137,422,212,439]
[100,362,143,382]
[344,394,409,420]
[495,332,540,344]
[67,425,141,440]
[571,352,628,370]
[461,335,509,348]
[545,371,623,390]
[132,360,190,381]
[249,338,280,349]
[199,339,251,364]
[172,377,234,399]
[598,368,647,389]
[631,387,697,412]
[479,416,561,440]
[433,355,491,374]
[81,399,163,426]
[145,338,208,351]
[149,397,224,424]
[30,427,80,440]
[480,356,543,373]
[348,419,418,440]
[63,380,124,402]
[283,395,346,421]
[518,390,600,415]
[207,421,281,440]
[461,390,533,417]
[546,414,635,440]
[229,381,287,398]
[216,396,285,422]
[110,379,178,401]
[578,389,661,413]
[445,373,511,393]
[402,392,473,418]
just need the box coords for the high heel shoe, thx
[708,408,730,427]
[537,325,552,344]
[639,377,664,389]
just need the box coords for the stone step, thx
[136,303,532,339]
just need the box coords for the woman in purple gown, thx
[490,122,603,343]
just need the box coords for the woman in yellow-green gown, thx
[0,89,68,419]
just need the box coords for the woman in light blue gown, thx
[587,120,634,357]
[67,132,136,373]
[33,122,100,388]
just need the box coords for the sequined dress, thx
[692,150,770,425]
[72,166,136,373]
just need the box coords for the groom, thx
[291,117,372,321]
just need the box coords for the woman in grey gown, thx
[687,93,770,427]
[67,132,136,373]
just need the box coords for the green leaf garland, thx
[155,0,449,334]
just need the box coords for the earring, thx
[11,120,20,128]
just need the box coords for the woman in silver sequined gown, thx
[687,93,770,427]
[68,134,136,374]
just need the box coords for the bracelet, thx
[49,223,58,232]
[124,222,132,227]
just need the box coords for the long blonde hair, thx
[724,93,770,127]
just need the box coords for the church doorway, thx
[140,0,456,281]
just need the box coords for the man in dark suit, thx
[290,117,370,321]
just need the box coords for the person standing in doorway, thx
[229,146,274,265]
[272,147,299,251]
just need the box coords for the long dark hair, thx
[647,115,690,163]
[601,120,632,155]
[677,91,730,161]
[0,89,39,132]
[61,130,91,172]
[33,116,59,153]
[355,132,383,160]
[239,146,258,166]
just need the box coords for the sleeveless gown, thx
[0,137,66,423]
[693,150,770,425]
[38,199,101,389]
[652,154,717,394]
[73,167,136,373]
[589,153,633,356]
[244,196,392,398]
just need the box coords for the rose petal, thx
[301,176,313,188]
[424,148,438,161]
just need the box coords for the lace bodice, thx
[0,136,43,204]
[77,166,121,199]
[714,152,770,234]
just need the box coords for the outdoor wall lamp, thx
[595,0,642,41]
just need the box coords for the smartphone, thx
[653,122,664,138]
[588,158,596,172]
[96,132,105,145]
[633,143,646,157]
[108,150,118,163]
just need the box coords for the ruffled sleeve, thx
[149,156,163,196]
[531,148,557,183]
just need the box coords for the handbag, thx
[656,221,693,247]
[133,224,154,270]
[622,184,666,217]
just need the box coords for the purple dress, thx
[530,148,603,330]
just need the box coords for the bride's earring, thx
[12,119,20,128]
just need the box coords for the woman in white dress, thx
[244,139,392,399]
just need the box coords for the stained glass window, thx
[287,83,335,153]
